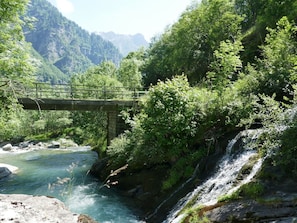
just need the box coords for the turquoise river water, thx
[0,148,143,223]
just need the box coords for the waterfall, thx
[164,129,263,223]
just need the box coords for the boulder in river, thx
[47,141,60,149]
[0,167,11,179]
[0,163,18,179]
[2,143,13,151]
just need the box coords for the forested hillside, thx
[142,0,297,86]
[24,0,122,83]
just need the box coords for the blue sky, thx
[46,0,197,41]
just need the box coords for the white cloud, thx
[56,0,74,14]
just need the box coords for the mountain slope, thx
[99,32,148,56]
[25,0,122,79]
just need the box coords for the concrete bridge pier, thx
[107,108,127,145]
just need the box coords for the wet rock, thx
[89,158,109,178]
[78,214,99,223]
[204,198,297,222]
[19,141,30,148]
[48,141,60,149]
[0,194,98,223]
[2,143,12,151]
[58,138,78,148]
[0,167,11,179]
[0,163,18,175]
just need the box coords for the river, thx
[0,147,142,223]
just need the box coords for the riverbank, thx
[0,138,86,153]
[0,194,98,223]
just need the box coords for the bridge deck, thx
[18,97,137,111]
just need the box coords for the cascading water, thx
[165,129,263,223]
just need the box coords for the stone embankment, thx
[200,194,297,223]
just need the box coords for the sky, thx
[46,0,196,42]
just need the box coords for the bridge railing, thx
[21,82,148,100]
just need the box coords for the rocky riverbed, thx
[0,138,89,180]
[0,138,82,153]
[0,194,98,223]
[0,139,98,223]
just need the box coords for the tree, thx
[207,39,243,93]
[236,0,297,63]
[71,61,124,99]
[0,0,35,141]
[257,17,297,100]
[117,49,144,89]
[0,0,34,81]
[69,62,127,151]
[143,0,243,85]
[140,76,198,161]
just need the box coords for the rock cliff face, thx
[0,194,98,223]
[204,198,297,223]
[99,32,148,56]
[25,0,122,80]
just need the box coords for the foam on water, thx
[0,148,142,223]
[165,129,263,223]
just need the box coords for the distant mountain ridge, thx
[99,32,148,56]
[24,0,122,83]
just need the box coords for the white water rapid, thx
[165,129,263,223]
[0,147,142,223]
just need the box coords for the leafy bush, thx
[277,111,297,176]
[139,75,200,163]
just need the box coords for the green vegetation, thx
[218,181,264,203]
[2,2,297,219]
[105,3,297,192]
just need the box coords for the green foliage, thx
[217,191,240,203]
[140,76,199,163]
[29,47,69,84]
[162,151,205,191]
[107,134,131,167]
[258,17,297,99]
[238,182,264,198]
[188,215,210,223]
[0,0,35,141]
[20,111,73,137]
[118,49,144,89]
[0,101,24,140]
[71,61,126,99]
[276,110,297,176]
[218,181,264,202]
[235,17,297,101]
[181,206,211,223]
[143,0,243,85]
[0,0,34,81]
[69,61,133,152]
[207,39,243,92]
